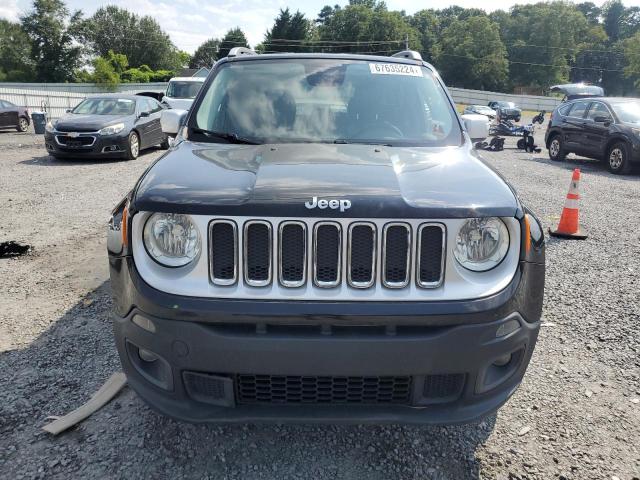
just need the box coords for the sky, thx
[1,0,636,54]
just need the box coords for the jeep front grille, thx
[208,219,445,290]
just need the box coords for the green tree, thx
[623,31,640,87]
[264,8,311,52]
[0,20,34,81]
[81,6,182,70]
[92,56,119,91]
[576,2,602,25]
[218,28,249,58]
[316,2,420,54]
[408,10,439,61]
[433,16,508,90]
[190,38,219,68]
[20,0,83,82]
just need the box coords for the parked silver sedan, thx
[463,104,496,119]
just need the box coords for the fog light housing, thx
[138,348,159,362]
[493,354,512,367]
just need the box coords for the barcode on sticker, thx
[369,63,423,77]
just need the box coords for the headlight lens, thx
[99,122,125,136]
[45,120,55,133]
[454,218,510,272]
[143,213,201,267]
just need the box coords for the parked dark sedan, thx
[545,97,640,174]
[45,94,169,160]
[0,99,30,132]
[488,101,522,122]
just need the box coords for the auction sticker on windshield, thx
[369,63,423,77]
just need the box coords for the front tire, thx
[17,117,29,132]
[548,135,565,161]
[160,135,170,150]
[607,142,631,174]
[125,131,140,160]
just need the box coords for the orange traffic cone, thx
[549,168,587,239]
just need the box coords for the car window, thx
[167,81,203,99]
[139,99,153,114]
[567,101,589,118]
[194,59,461,147]
[557,104,572,116]
[148,99,163,113]
[586,102,611,121]
[0,100,6,108]
[72,98,136,115]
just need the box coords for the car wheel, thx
[17,117,29,132]
[607,142,631,174]
[160,135,170,150]
[125,131,140,160]
[515,116,521,123]
[517,138,526,150]
[548,135,565,161]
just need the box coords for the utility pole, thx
[405,34,409,50]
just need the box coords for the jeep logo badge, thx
[305,196,351,212]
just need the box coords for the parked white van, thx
[162,77,206,110]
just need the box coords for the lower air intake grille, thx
[422,374,465,403]
[237,375,412,405]
[183,371,234,406]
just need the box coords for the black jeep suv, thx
[108,49,545,424]
[545,97,640,174]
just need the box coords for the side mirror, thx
[461,114,490,141]
[161,109,188,135]
[139,111,150,118]
[65,109,72,113]
[594,115,611,124]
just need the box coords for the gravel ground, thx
[0,126,639,480]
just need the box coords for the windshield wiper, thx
[333,139,392,146]
[191,128,261,145]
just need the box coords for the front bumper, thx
[110,255,544,424]
[44,131,129,158]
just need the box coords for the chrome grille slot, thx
[417,224,445,288]
[382,223,411,288]
[313,222,342,288]
[209,220,237,285]
[348,223,376,288]
[244,221,272,286]
[279,222,306,287]
[206,218,449,295]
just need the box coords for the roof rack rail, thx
[228,47,257,58]
[391,50,423,61]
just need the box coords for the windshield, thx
[167,81,203,99]
[193,59,461,146]
[611,102,640,124]
[72,98,135,115]
[498,102,515,108]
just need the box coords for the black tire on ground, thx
[517,138,526,150]
[548,134,566,161]
[125,131,140,160]
[607,141,632,175]
[17,117,29,132]
[160,135,170,150]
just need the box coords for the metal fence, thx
[0,83,166,120]
[0,82,561,120]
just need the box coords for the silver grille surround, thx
[243,220,272,287]
[313,222,342,289]
[416,223,446,289]
[381,223,412,289]
[131,214,522,302]
[347,222,377,289]
[278,221,307,288]
[209,219,238,286]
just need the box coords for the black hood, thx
[55,114,131,132]
[132,141,520,218]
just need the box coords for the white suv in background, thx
[161,77,206,110]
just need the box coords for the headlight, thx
[454,218,509,272]
[45,121,55,133]
[99,123,125,136]
[143,213,201,267]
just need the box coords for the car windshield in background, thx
[498,102,516,108]
[611,102,640,124]
[194,59,461,146]
[73,98,135,115]
[167,81,202,99]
